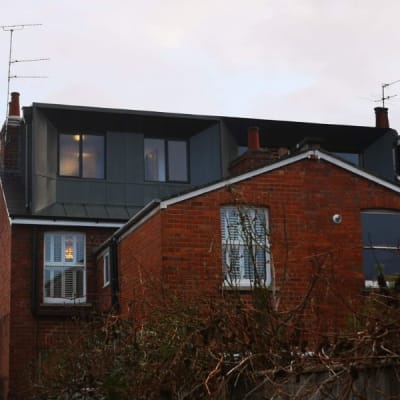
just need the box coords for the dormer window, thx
[59,133,105,179]
[144,138,188,182]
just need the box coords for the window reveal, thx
[221,206,271,287]
[59,133,105,179]
[44,232,86,303]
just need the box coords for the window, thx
[362,211,400,287]
[44,232,86,303]
[221,206,271,287]
[332,152,360,167]
[59,133,105,179]
[144,138,188,182]
[103,251,110,287]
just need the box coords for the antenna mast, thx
[1,23,48,140]
[376,79,400,107]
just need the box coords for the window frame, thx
[221,206,271,288]
[43,232,86,304]
[362,210,400,288]
[58,132,106,179]
[144,137,189,183]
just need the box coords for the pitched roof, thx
[160,149,400,209]
[94,149,400,252]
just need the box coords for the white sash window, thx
[221,206,271,288]
[44,233,86,303]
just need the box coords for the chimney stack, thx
[247,126,260,150]
[9,92,20,117]
[374,107,389,129]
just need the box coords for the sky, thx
[1,1,400,130]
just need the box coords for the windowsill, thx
[222,283,273,291]
[36,303,93,316]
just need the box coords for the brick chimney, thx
[229,127,289,177]
[374,107,389,129]
[9,92,21,117]
[0,92,22,171]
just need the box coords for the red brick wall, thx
[118,212,163,319]
[0,186,11,399]
[7,225,115,400]
[120,157,400,337]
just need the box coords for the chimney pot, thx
[374,107,389,129]
[9,92,20,117]
[248,126,260,150]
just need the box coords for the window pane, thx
[363,249,400,281]
[362,212,400,247]
[144,139,165,181]
[44,233,86,303]
[59,134,79,176]
[82,135,104,179]
[168,140,188,182]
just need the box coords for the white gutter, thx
[10,218,124,228]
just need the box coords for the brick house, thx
[96,145,400,325]
[0,92,399,399]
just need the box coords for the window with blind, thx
[221,206,271,287]
[44,232,86,303]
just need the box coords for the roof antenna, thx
[1,24,49,141]
[375,79,400,108]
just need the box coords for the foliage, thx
[28,286,400,400]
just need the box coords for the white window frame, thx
[43,232,86,304]
[221,206,271,288]
[103,251,110,287]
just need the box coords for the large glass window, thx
[144,138,188,182]
[59,133,105,179]
[221,206,271,288]
[362,211,400,287]
[44,232,86,303]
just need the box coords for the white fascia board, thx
[117,206,160,242]
[160,150,400,209]
[10,218,124,228]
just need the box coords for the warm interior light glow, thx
[64,243,74,261]
[73,134,81,142]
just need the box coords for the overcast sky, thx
[2,1,400,130]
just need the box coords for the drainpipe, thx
[110,237,120,312]
[31,227,38,315]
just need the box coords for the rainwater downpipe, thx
[31,226,38,315]
[110,237,120,312]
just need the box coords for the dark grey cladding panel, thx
[142,185,161,204]
[106,183,126,205]
[363,132,397,182]
[190,124,222,185]
[85,205,110,219]
[126,184,146,205]
[36,202,67,217]
[159,184,192,199]
[105,206,130,220]
[107,131,144,182]
[63,204,88,218]
[127,206,141,217]
[57,180,107,204]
